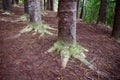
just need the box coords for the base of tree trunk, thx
[111,34,120,41]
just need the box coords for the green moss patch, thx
[48,40,96,70]
[20,22,56,36]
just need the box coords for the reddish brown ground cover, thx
[0,5,120,80]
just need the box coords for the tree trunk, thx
[12,0,19,4]
[28,0,41,22]
[50,0,53,10]
[76,0,80,18]
[12,0,15,4]
[111,0,120,39]
[2,0,12,11]
[24,0,29,14]
[57,0,60,17]
[80,0,84,19]
[44,0,46,10]
[16,0,19,4]
[46,0,50,10]
[58,0,77,44]
[97,0,107,24]
[46,0,53,11]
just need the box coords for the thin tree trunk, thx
[46,0,53,11]
[111,0,120,39]
[12,0,19,4]
[97,0,107,24]
[15,0,19,4]
[57,0,60,17]
[44,0,46,10]
[28,0,41,22]
[12,0,15,4]
[50,0,53,10]
[80,0,84,19]
[58,0,77,44]
[24,0,29,14]
[76,0,80,18]
[2,0,12,11]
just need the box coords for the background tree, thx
[28,0,41,22]
[24,0,29,14]
[97,0,107,24]
[12,0,19,5]
[76,0,80,18]
[111,0,120,40]
[46,0,53,11]
[44,0,46,10]
[80,0,84,19]
[2,0,12,11]
[57,0,60,17]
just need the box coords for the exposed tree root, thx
[48,40,89,68]
[48,40,108,78]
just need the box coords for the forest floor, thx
[0,4,120,80]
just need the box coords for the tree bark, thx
[2,0,12,11]
[24,0,29,14]
[111,0,120,39]
[28,0,41,22]
[12,0,19,4]
[97,0,107,24]
[58,0,77,44]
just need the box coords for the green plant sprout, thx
[48,40,96,70]
[17,13,29,22]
